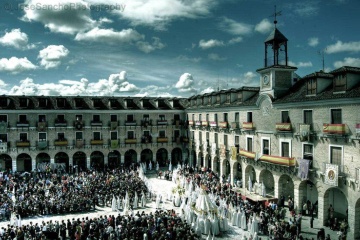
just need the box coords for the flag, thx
[325,164,338,186]
[297,159,310,180]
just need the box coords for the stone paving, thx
[0,171,343,239]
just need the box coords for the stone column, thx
[318,196,326,225]
[87,157,91,169]
[294,186,301,211]
[121,155,125,164]
[50,158,55,164]
[12,159,17,172]
[31,158,36,171]
[104,156,108,166]
[273,175,279,198]
[347,204,356,240]
[230,160,235,186]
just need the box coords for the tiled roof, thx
[330,66,360,74]
[265,27,288,43]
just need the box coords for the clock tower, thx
[256,17,297,98]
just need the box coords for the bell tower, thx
[257,7,297,98]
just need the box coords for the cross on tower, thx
[270,5,282,26]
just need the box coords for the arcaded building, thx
[185,27,360,238]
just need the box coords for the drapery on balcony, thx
[125,138,137,144]
[242,122,254,130]
[0,142,7,153]
[54,139,68,146]
[110,121,118,130]
[323,123,345,135]
[54,119,67,127]
[16,140,30,147]
[201,121,208,127]
[90,139,103,145]
[231,122,238,129]
[356,124,360,134]
[17,121,29,128]
[157,137,168,143]
[0,122,7,133]
[37,141,48,150]
[275,123,292,131]
[239,149,256,159]
[125,121,137,126]
[110,139,118,148]
[209,121,217,128]
[74,120,84,130]
[188,120,194,126]
[157,120,168,125]
[195,121,201,126]
[181,137,189,143]
[259,155,296,166]
[219,122,228,128]
[76,139,84,148]
[37,122,47,131]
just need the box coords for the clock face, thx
[263,75,270,85]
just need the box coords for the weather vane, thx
[270,5,282,26]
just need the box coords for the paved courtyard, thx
[0,170,343,239]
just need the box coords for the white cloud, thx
[326,41,360,54]
[75,28,144,43]
[0,57,37,73]
[255,19,272,34]
[334,57,360,68]
[136,37,166,53]
[208,53,227,61]
[176,55,201,63]
[38,45,70,69]
[22,0,96,34]
[119,82,139,92]
[228,37,243,45]
[110,0,217,30]
[288,61,313,68]
[199,39,225,49]
[137,85,174,97]
[0,29,36,50]
[241,71,257,85]
[175,73,196,92]
[308,37,319,47]
[290,1,319,17]
[218,17,252,35]
[200,87,214,94]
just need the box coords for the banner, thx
[211,143,217,156]
[297,158,310,180]
[220,144,226,158]
[299,124,310,142]
[231,146,237,160]
[324,164,338,186]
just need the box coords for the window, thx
[303,110,313,125]
[247,137,253,152]
[19,98,28,108]
[159,130,166,138]
[199,114,202,121]
[38,133,47,141]
[235,136,240,150]
[235,112,239,123]
[331,109,342,124]
[110,115,117,122]
[214,114,218,123]
[76,115,82,121]
[57,133,65,140]
[57,115,65,122]
[143,114,149,120]
[93,132,101,140]
[303,144,313,161]
[247,112,253,122]
[38,98,48,108]
[237,92,242,101]
[262,139,270,155]
[224,135,228,147]
[0,134,7,142]
[144,130,150,137]
[39,115,46,122]
[174,130,180,138]
[19,115,27,122]
[93,115,100,122]
[334,74,346,92]
[281,111,290,123]
[0,115,7,122]
[307,79,316,95]
[330,146,342,165]
[110,131,117,140]
[206,114,209,121]
[75,132,83,140]
[174,114,180,121]
[159,114,165,120]
[127,131,135,139]
[20,133,28,141]
[281,142,290,157]
[127,114,134,121]
[224,113,228,122]
[57,98,66,108]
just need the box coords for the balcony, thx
[125,138,137,144]
[55,119,67,127]
[173,120,182,127]
[75,139,84,148]
[37,140,48,150]
[181,137,189,143]
[110,121,118,130]
[323,123,346,135]
[125,121,137,126]
[157,120,168,125]
[209,121,217,128]
[239,149,256,159]
[195,121,201,127]
[219,121,228,128]
[110,139,119,149]
[90,139,103,145]
[17,121,29,128]
[16,140,30,147]
[242,122,254,130]
[0,142,8,153]
[74,120,84,130]
[230,122,239,129]
[173,137,181,144]
[141,120,152,127]
[276,123,292,132]
[141,136,152,143]
[157,137,168,143]
[91,121,103,127]
[188,120,194,127]
[37,122,47,131]
[54,139,68,146]
[0,122,8,133]
[201,121,208,127]
[259,155,296,166]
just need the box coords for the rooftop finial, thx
[271,5,282,27]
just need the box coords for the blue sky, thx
[0,0,359,97]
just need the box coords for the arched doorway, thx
[73,151,87,172]
[156,148,168,167]
[124,149,137,168]
[190,149,196,168]
[16,153,32,172]
[221,159,230,180]
[298,180,319,215]
[206,154,211,169]
[36,153,50,171]
[232,162,242,187]
[171,148,182,166]
[278,174,295,201]
[108,151,121,169]
[183,148,189,165]
[259,169,275,197]
[212,157,220,174]
[141,149,153,168]
[323,188,348,225]
[54,152,69,173]
[0,154,12,171]
[198,152,204,168]
[91,151,104,170]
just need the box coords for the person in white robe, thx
[156,162,159,171]
[241,212,247,230]
[155,194,161,209]
[248,176,252,193]
[140,191,146,207]
[231,210,237,226]
[261,182,266,197]
[211,213,220,235]
[250,213,259,235]
[111,195,117,211]
[204,215,211,235]
[133,192,138,209]
[169,162,172,171]
[117,196,122,210]
[237,209,242,228]
[173,194,181,207]
[149,161,152,171]
[247,216,252,232]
